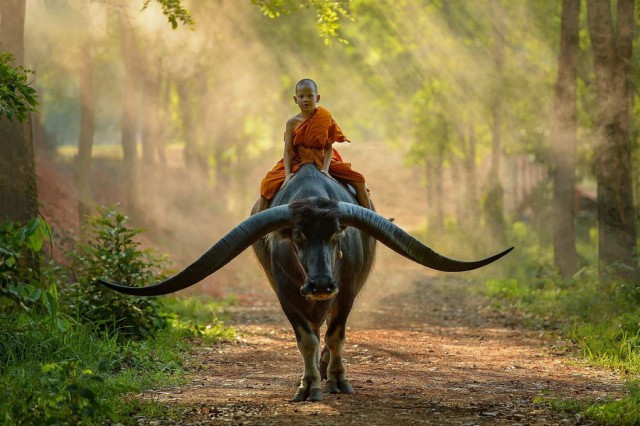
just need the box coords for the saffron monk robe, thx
[258,105,370,211]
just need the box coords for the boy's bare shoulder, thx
[286,114,304,131]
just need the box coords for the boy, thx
[258,79,370,211]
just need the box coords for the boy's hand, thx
[280,174,294,189]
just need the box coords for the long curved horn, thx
[96,205,292,296]
[337,202,513,272]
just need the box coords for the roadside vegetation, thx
[479,217,640,425]
[0,208,235,425]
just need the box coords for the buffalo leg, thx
[319,346,330,380]
[291,324,323,402]
[324,322,355,394]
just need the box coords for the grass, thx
[0,295,235,425]
[0,210,240,424]
[545,382,640,425]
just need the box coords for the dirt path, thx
[143,266,623,425]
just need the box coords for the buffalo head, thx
[97,196,512,297]
[283,198,345,301]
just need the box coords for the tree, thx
[118,9,140,217]
[586,0,637,278]
[0,0,38,223]
[484,0,506,242]
[551,0,580,278]
[75,34,95,227]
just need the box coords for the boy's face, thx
[294,84,320,114]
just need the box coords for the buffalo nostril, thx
[326,285,334,293]
[312,288,317,293]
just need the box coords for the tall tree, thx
[461,121,478,229]
[551,0,580,278]
[118,10,140,217]
[586,0,637,278]
[489,0,505,185]
[75,37,95,227]
[141,56,162,166]
[483,0,507,242]
[0,0,38,223]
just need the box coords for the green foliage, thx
[0,298,233,424]
[0,218,73,334]
[0,315,179,425]
[252,0,351,43]
[68,207,170,339]
[407,80,454,164]
[36,361,117,423]
[143,0,194,29]
[0,52,38,122]
[1,218,48,306]
[541,381,640,425]
[0,214,234,425]
[163,295,237,344]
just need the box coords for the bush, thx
[67,207,170,339]
[1,218,49,308]
[1,211,234,425]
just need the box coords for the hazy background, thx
[22,0,630,304]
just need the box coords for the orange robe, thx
[260,106,366,200]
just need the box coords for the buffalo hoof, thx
[292,386,323,402]
[324,378,355,394]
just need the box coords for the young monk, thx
[258,79,370,211]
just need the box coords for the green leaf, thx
[25,287,42,302]
[42,291,58,317]
[0,52,38,121]
[55,316,69,333]
[42,363,62,373]
[78,388,96,401]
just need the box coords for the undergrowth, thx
[482,219,640,425]
[0,209,235,425]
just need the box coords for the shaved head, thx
[295,78,318,94]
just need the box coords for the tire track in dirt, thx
[143,268,623,425]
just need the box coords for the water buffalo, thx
[98,163,512,402]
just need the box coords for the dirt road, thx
[145,263,623,425]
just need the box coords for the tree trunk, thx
[157,75,170,166]
[551,0,580,279]
[0,0,38,223]
[177,77,208,176]
[176,79,196,168]
[452,156,464,226]
[489,0,504,184]
[141,58,161,165]
[586,0,637,278]
[75,40,95,227]
[426,158,444,230]
[464,123,478,228]
[484,0,506,242]
[118,11,140,217]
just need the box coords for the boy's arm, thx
[321,143,333,175]
[281,119,295,188]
